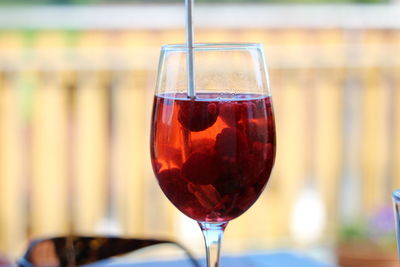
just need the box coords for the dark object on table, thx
[18,236,200,267]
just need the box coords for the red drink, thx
[150,93,276,222]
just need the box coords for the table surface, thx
[88,251,338,267]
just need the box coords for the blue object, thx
[93,252,337,267]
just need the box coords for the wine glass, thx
[150,43,276,267]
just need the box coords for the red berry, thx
[208,103,218,115]
[182,152,219,185]
[242,98,271,119]
[241,101,257,119]
[236,186,258,211]
[214,166,243,195]
[178,100,219,132]
[252,141,274,161]
[245,142,275,188]
[265,97,274,116]
[219,102,242,126]
[215,127,249,161]
[244,119,275,143]
[157,168,194,204]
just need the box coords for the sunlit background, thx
[0,0,400,266]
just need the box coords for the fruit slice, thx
[188,183,221,210]
[215,127,249,161]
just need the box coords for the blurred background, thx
[0,0,400,266]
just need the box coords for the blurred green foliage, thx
[0,0,387,4]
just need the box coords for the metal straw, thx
[185,0,196,99]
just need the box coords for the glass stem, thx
[199,222,228,267]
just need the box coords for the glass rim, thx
[161,43,263,51]
[393,190,400,201]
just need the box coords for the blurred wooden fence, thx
[1,23,400,257]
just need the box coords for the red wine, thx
[150,93,276,222]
